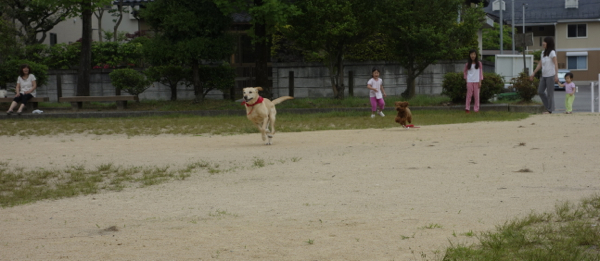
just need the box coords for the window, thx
[567,52,587,70]
[565,0,578,9]
[567,24,586,38]
[50,33,57,46]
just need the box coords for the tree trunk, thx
[114,0,124,42]
[170,85,177,101]
[191,60,203,103]
[402,74,416,99]
[253,0,270,99]
[94,8,104,42]
[335,54,345,99]
[77,0,92,97]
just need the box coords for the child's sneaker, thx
[378,111,385,117]
[371,114,375,118]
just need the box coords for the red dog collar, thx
[242,96,264,115]
[241,96,264,107]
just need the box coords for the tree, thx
[382,0,482,99]
[0,17,21,66]
[110,0,127,42]
[0,0,76,45]
[482,23,513,51]
[284,0,381,99]
[217,0,300,99]
[141,0,233,103]
[145,65,190,101]
[109,68,151,100]
[35,0,112,97]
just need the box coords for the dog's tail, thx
[272,96,294,105]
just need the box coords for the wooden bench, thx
[58,96,138,110]
[0,97,50,111]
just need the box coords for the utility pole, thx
[522,3,528,74]
[512,0,515,53]
[499,0,503,54]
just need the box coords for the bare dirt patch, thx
[1,114,600,260]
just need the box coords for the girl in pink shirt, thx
[367,68,386,118]
[463,50,483,113]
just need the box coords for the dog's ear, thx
[255,87,263,92]
[405,102,409,106]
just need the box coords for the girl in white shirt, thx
[530,37,558,114]
[7,64,37,115]
[367,68,386,118]
[463,50,483,113]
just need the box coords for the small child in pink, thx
[367,68,386,118]
[557,72,575,114]
[463,50,483,113]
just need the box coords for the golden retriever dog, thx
[242,87,294,145]
[394,101,412,128]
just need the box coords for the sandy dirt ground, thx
[1,113,600,260]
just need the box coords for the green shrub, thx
[45,42,81,69]
[481,72,505,101]
[442,72,504,103]
[109,68,151,98]
[441,72,466,103]
[92,41,144,68]
[511,72,539,102]
[0,59,49,89]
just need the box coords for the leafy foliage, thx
[91,41,143,68]
[186,65,236,100]
[283,0,382,99]
[109,68,151,97]
[45,43,82,69]
[382,0,483,99]
[482,23,513,51]
[441,72,504,103]
[511,72,539,102]
[0,60,49,88]
[0,0,78,45]
[141,0,233,102]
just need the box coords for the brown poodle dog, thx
[394,101,412,128]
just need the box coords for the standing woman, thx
[530,37,558,114]
[6,64,37,115]
[463,50,483,113]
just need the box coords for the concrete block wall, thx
[29,61,469,102]
[36,70,223,102]
[272,60,466,98]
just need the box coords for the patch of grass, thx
[443,194,600,260]
[208,209,238,218]
[253,158,266,168]
[0,158,300,208]
[421,223,443,229]
[306,239,314,245]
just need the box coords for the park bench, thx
[0,97,50,111]
[58,95,138,111]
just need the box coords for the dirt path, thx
[1,113,600,260]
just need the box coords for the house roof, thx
[484,0,600,26]
[114,0,252,23]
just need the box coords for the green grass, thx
[27,95,453,112]
[0,110,529,137]
[443,195,600,261]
